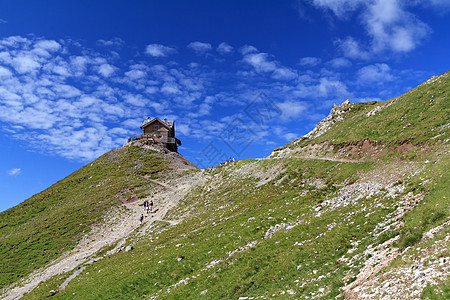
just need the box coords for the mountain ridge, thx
[1,71,449,299]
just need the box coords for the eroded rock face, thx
[304,99,352,140]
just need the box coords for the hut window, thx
[155,125,159,129]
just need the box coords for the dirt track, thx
[0,173,205,300]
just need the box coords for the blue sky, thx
[1,0,449,212]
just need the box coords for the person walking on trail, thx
[139,214,144,225]
[145,201,150,214]
[150,200,153,213]
[143,201,148,212]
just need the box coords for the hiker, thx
[143,200,148,212]
[146,202,150,214]
[149,200,153,213]
[139,214,144,225]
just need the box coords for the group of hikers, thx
[139,200,154,225]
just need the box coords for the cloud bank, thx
[305,0,435,57]
[0,34,427,163]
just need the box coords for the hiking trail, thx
[1,172,205,299]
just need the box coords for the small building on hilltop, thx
[138,117,181,152]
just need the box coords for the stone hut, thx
[139,117,181,152]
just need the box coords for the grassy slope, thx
[30,153,448,299]
[27,158,382,299]
[7,72,450,299]
[0,146,168,289]
[289,71,449,147]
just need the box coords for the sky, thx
[1,0,449,212]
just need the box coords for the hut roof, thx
[140,117,174,130]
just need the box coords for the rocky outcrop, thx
[304,99,352,140]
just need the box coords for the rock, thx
[125,246,133,252]
[413,271,425,281]
[200,289,208,295]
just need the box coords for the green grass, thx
[4,72,450,298]
[285,71,449,150]
[24,140,450,299]
[23,157,402,299]
[422,280,450,299]
[395,151,450,249]
[0,146,168,289]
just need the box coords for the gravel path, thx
[1,173,204,299]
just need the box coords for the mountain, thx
[1,71,449,299]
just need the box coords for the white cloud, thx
[0,66,12,78]
[97,38,125,47]
[12,54,41,73]
[8,168,21,176]
[283,132,299,141]
[122,118,142,129]
[125,69,147,80]
[327,57,352,68]
[308,0,432,56]
[294,77,350,99]
[187,41,212,54]
[310,0,365,18]
[278,100,307,119]
[427,0,450,12]
[52,84,81,98]
[242,52,297,80]
[239,45,258,55]
[317,78,350,97]
[34,40,61,52]
[146,44,177,57]
[43,60,71,77]
[243,53,277,72]
[364,0,430,53]
[176,123,189,136]
[69,56,89,76]
[299,57,321,67]
[357,63,395,84]
[217,42,234,55]
[336,37,369,59]
[272,67,298,80]
[124,94,148,107]
[98,64,116,77]
[161,82,181,94]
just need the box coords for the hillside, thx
[0,142,197,294]
[1,71,449,299]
